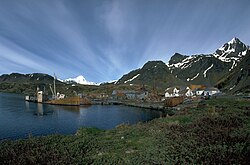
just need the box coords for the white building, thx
[185,87,193,97]
[196,89,204,96]
[204,87,220,96]
[165,87,180,97]
[165,87,193,98]
[57,92,65,99]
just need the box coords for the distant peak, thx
[228,37,241,44]
[64,75,98,85]
[144,60,164,65]
[214,37,249,62]
[168,53,188,65]
[76,75,86,80]
[217,37,246,52]
[173,52,183,56]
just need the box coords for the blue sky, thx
[0,0,250,82]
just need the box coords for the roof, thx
[189,84,206,90]
[165,86,186,92]
[204,87,220,91]
[179,89,189,95]
[165,86,191,95]
[165,87,176,94]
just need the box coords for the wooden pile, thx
[165,96,184,107]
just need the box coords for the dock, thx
[25,96,37,103]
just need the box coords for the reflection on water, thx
[25,101,30,110]
[59,105,80,113]
[0,93,161,140]
[36,103,44,116]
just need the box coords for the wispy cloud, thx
[0,0,249,82]
[101,0,125,43]
[0,0,106,81]
[94,0,140,78]
[0,37,50,72]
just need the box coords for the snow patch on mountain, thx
[242,50,247,56]
[229,60,238,71]
[57,78,64,82]
[124,74,140,83]
[213,53,241,63]
[203,64,213,78]
[187,73,200,81]
[167,55,201,69]
[101,79,118,85]
[64,75,99,85]
[191,73,199,81]
[108,80,118,84]
[229,85,236,90]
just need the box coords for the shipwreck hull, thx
[46,97,80,106]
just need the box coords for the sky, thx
[0,0,250,83]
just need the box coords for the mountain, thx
[167,53,231,86]
[217,50,250,94]
[116,61,185,89]
[116,38,250,93]
[0,73,64,94]
[64,75,99,86]
[215,37,249,61]
[0,73,57,83]
[1,38,249,94]
[0,73,116,97]
[167,37,249,86]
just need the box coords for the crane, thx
[49,73,57,99]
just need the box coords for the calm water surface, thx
[0,93,161,140]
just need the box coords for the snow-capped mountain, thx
[215,37,249,61]
[168,38,249,68]
[214,37,249,71]
[116,37,250,92]
[165,37,249,85]
[64,75,99,86]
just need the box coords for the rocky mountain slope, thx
[0,73,119,96]
[167,38,249,86]
[116,38,250,93]
[116,61,185,89]
[167,53,232,86]
[0,73,64,94]
[0,73,56,83]
[217,50,250,94]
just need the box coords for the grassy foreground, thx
[0,97,250,164]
